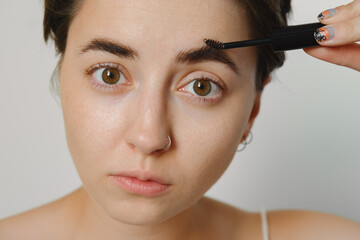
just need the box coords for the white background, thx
[0,0,359,222]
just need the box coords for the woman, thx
[0,0,359,239]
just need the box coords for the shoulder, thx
[0,199,66,240]
[267,209,360,240]
[0,204,55,239]
[200,197,360,240]
[199,197,263,239]
[0,189,82,240]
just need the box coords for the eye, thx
[85,63,129,92]
[179,77,224,104]
[192,79,216,96]
[93,67,125,85]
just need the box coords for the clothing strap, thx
[260,208,269,240]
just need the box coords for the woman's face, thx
[60,0,260,225]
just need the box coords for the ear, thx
[240,76,271,142]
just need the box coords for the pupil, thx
[102,68,120,84]
[108,72,114,78]
[194,80,211,96]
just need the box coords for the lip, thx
[110,170,172,197]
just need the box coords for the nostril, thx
[128,142,136,151]
[126,134,171,155]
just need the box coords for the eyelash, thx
[84,62,225,104]
[85,62,129,92]
[178,75,224,105]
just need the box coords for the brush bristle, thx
[204,39,224,49]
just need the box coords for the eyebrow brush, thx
[205,22,325,52]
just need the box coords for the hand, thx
[304,0,360,71]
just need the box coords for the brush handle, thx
[223,38,272,49]
[272,22,325,52]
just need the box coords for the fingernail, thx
[317,9,336,20]
[314,26,335,42]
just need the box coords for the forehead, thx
[70,0,250,46]
[66,0,256,77]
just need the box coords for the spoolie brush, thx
[205,22,325,52]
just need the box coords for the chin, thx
[103,199,182,226]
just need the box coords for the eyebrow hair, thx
[80,39,140,59]
[175,46,239,74]
[80,38,239,74]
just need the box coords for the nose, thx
[125,83,171,155]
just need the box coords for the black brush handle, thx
[272,22,325,52]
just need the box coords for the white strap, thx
[260,208,269,240]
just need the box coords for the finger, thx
[318,0,360,24]
[314,16,360,46]
[304,43,360,71]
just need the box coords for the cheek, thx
[59,67,128,184]
[171,91,253,195]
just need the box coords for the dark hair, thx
[43,0,291,91]
[43,0,82,55]
[239,0,291,90]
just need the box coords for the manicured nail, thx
[314,26,335,42]
[317,9,336,20]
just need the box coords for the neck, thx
[71,187,206,240]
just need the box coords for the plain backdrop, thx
[0,0,359,222]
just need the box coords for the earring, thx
[237,131,253,152]
[161,136,171,150]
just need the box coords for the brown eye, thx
[102,68,121,85]
[193,79,212,96]
[179,75,223,104]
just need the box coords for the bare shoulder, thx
[199,197,360,240]
[268,209,360,240]
[0,201,60,240]
[200,197,263,240]
[0,189,82,240]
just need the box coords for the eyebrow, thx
[80,38,239,74]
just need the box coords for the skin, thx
[0,0,359,239]
[46,0,260,239]
[304,0,360,71]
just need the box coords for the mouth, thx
[110,169,172,197]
